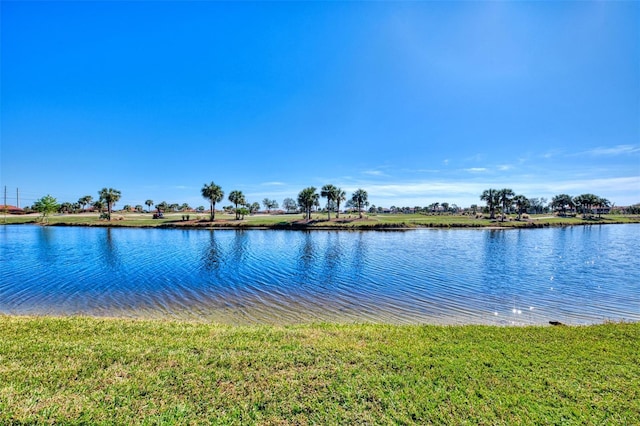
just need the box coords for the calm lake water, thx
[1,224,638,325]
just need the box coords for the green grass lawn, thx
[3,212,640,229]
[0,316,638,424]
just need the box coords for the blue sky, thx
[1,1,638,210]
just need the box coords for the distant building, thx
[0,205,25,214]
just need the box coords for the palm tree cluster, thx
[320,185,347,220]
[200,183,261,221]
[298,187,319,221]
[198,182,369,222]
[480,188,530,221]
[480,189,612,220]
[551,193,610,218]
[298,186,367,220]
[201,182,224,221]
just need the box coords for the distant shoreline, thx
[3,212,639,230]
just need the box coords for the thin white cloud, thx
[362,170,386,176]
[465,168,488,173]
[260,181,286,186]
[581,145,640,156]
[400,168,440,174]
[346,174,640,208]
[533,176,640,194]
[539,149,565,159]
[498,165,513,171]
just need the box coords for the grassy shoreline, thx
[3,212,640,230]
[1,316,638,424]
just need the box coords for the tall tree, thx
[596,196,610,219]
[321,184,338,220]
[480,189,499,219]
[34,194,59,222]
[98,188,121,221]
[145,199,154,213]
[263,198,272,213]
[92,200,104,213]
[498,188,514,222]
[351,189,369,218]
[513,195,530,220]
[283,198,297,213]
[551,194,574,216]
[78,195,93,212]
[334,189,346,218]
[297,187,319,220]
[228,190,245,220]
[574,193,599,218]
[201,181,224,221]
[262,198,278,213]
[59,202,73,214]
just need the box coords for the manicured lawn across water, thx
[3,212,640,229]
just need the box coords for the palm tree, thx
[334,189,346,218]
[250,202,260,214]
[145,199,154,213]
[573,194,586,218]
[551,194,574,216]
[574,193,599,219]
[98,188,121,221]
[297,187,319,220]
[596,196,610,219]
[92,200,104,214]
[228,190,245,220]
[78,195,93,212]
[498,188,514,222]
[321,184,338,220]
[201,182,224,221]
[480,189,499,219]
[351,189,368,218]
[513,195,529,220]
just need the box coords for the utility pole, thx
[3,186,6,223]
[17,188,19,208]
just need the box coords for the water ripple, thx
[1,225,639,325]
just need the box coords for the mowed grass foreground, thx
[1,317,638,424]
